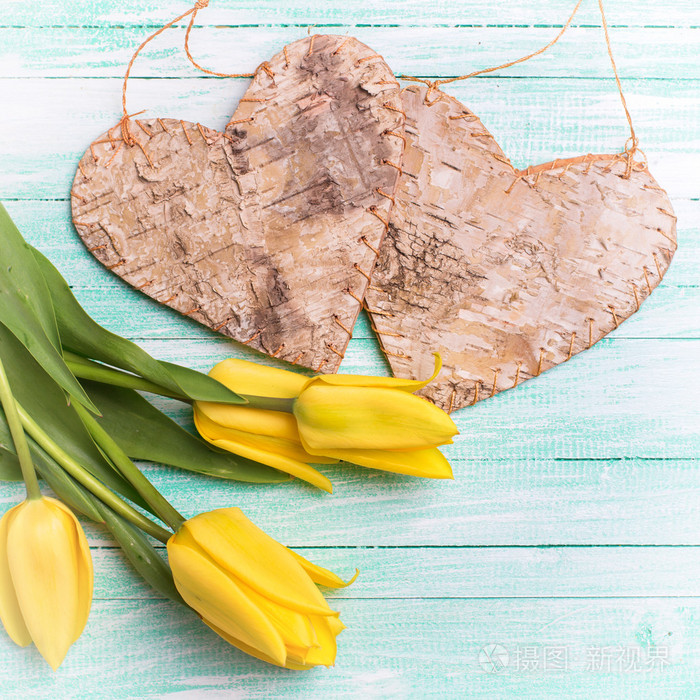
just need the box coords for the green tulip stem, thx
[241,395,296,413]
[72,402,186,532]
[65,352,295,412]
[63,352,189,401]
[16,402,172,543]
[0,355,41,500]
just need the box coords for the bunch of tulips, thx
[0,204,458,670]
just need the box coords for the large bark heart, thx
[71,35,404,372]
[365,85,677,411]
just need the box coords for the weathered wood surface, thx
[4,27,700,80]
[2,1,699,697]
[56,545,700,599]
[5,0,700,27]
[72,34,403,372]
[2,597,697,698]
[4,451,700,547]
[366,85,676,410]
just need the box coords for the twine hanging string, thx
[400,0,642,176]
[119,0,642,175]
[596,0,640,173]
[400,0,584,102]
[120,0,253,146]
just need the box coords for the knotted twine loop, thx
[120,0,253,146]
[400,0,642,178]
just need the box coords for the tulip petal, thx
[47,499,93,644]
[302,615,338,667]
[201,437,332,493]
[183,509,338,618]
[206,618,338,670]
[195,402,301,441]
[327,614,346,636]
[282,659,318,670]
[287,549,359,589]
[194,409,338,466]
[295,385,459,452]
[323,446,454,479]
[303,353,442,393]
[235,578,316,650]
[209,359,308,399]
[194,412,333,493]
[167,537,287,666]
[0,504,31,648]
[7,499,86,669]
[285,643,311,665]
[205,620,316,670]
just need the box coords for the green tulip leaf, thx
[0,323,154,514]
[31,247,244,405]
[0,204,96,412]
[83,380,287,484]
[0,448,22,481]
[0,407,26,481]
[92,500,183,604]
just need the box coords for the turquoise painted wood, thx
[1,1,699,697]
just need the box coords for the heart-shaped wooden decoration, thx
[365,85,677,411]
[71,35,404,372]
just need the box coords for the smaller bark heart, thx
[72,35,404,372]
[365,86,677,411]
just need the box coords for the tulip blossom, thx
[0,497,93,670]
[167,508,355,669]
[194,356,458,491]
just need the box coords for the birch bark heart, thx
[365,85,677,411]
[71,35,404,372]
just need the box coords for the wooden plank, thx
[0,598,696,698]
[2,77,697,200]
[134,456,700,546]
[2,27,699,80]
[5,0,700,27]
[86,545,700,600]
[3,452,695,547]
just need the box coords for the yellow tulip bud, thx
[167,508,352,669]
[209,358,308,399]
[293,384,458,451]
[194,354,458,488]
[0,497,93,670]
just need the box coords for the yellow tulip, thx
[294,384,457,451]
[194,356,458,490]
[167,508,355,669]
[0,496,93,670]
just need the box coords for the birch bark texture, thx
[71,35,404,373]
[365,85,677,412]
